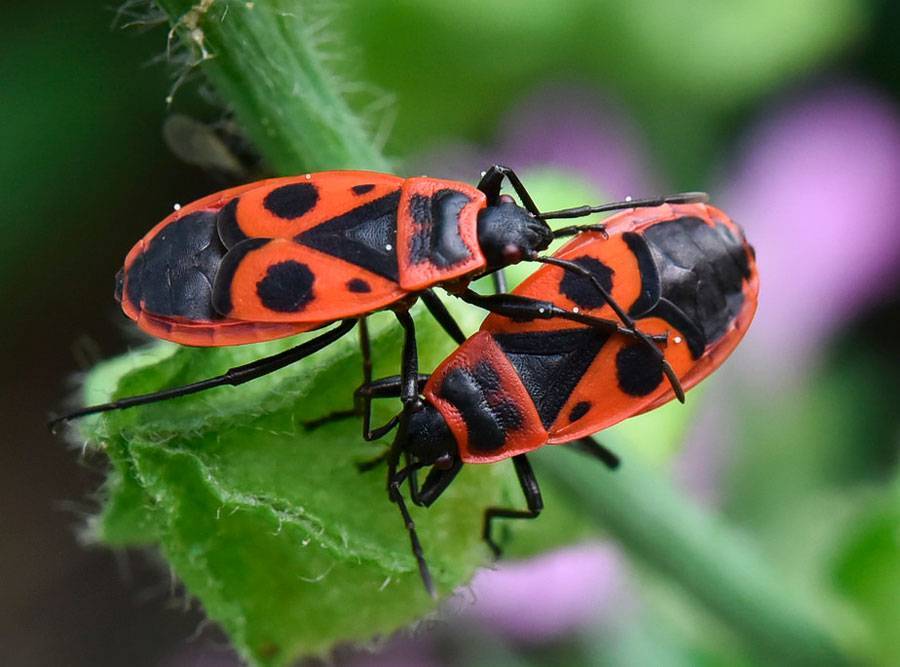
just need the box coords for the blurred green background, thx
[3,1,899,665]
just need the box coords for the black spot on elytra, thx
[351,183,375,195]
[568,401,591,422]
[263,183,319,219]
[438,361,522,452]
[616,343,664,396]
[626,218,750,358]
[256,260,315,312]
[216,197,247,247]
[494,328,610,428]
[408,189,473,268]
[297,191,400,281]
[347,278,371,293]
[559,256,614,310]
[124,210,227,320]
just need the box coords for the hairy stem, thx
[155,0,389,173]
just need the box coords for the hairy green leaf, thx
[79,307,523,665]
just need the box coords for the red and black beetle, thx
[53,167,700,425]
[355,200,759,595]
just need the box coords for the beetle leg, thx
[456,289,666,342]
[353,374,430,441]
[352,310,424,466]
[394,310,420,407]
[482,454,544,559]
[420,289,466,344]
[48,319,357,430]
[359,316,373,392]
[413,459,463,507]
[300,318,376,430]
[476,164,541,216]
[567,436,620,470]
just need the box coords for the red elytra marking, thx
[424,331,546,464]
[396,177,488,291]
[221,239,406,323]
[231,171,403,240]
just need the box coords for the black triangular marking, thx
[296,191,400,281]
[494,328,610,429]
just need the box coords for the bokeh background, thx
[3,1,899,665]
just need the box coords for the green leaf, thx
[81,307,519,666]
[832,481,900,665]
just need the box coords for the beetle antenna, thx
[531,255,685,403]
[542,192,709,239]
[388,462,437,598]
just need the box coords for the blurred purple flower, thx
[721,83,900,384]
[454,542,626,642]
[418,85,659,197]
[493,86,662,198]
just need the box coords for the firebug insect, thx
[355,200,759,595]
[51,167,702,426]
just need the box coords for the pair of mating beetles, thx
[53,166,759,596]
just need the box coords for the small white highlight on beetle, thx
[572,307,580,313]
[173,203,182,211]
[674,336,683,344]
[538,307,546,314]
[625,196,633,202]
[304,174,311,180]
[385,244,393,251]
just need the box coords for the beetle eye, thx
[434,454,454,470]
[501,244,523,263]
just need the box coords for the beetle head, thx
[404,403,458,470]
[477,197,553,270]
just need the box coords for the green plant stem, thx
[534,447,861,666]
[156,0,389,173]
[153,2,861,664]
